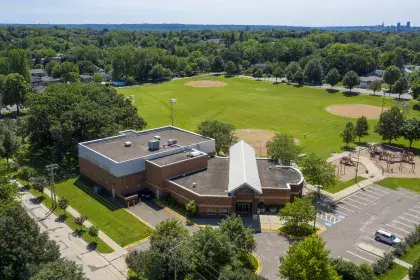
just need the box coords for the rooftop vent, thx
[189,151,201,157]
[167,139,177,146]
[124,141,132,147]
[192,182,196,188]
[154,135,161,140]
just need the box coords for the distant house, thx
[206,38,222,43]
[41,76,61,85]
[30,69,46,77]
[367,69,384,77]
[405,65,420,74]
[112,80,127,87]
[359,76,382,89]
[80,74,93,83]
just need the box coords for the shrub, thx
[372,252,394,275]
[413,103,420,111]
[18,166,36,181]
[185,200,196,217]
[393,241,408,257]
[405,231,420,246]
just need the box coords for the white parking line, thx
[404,212,419,219]
[413,205,420,210]
[347,251,374,263]
[352,194,376,203]
[356,191,380,200]
[368,186,390,194]
[341,201,362,210]
[338,256,351,262]
[379,228,404,239]
[399,216,419,224]
[409,209,420,215]
[362,188,384,197]
[336,205,356,213]
[334,210,349,216]
[345,197,367,206]
[393,220,415,229]
[385,224,411,234]
[365,237,376,242]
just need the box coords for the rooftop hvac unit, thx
[167,139,177,146]
[154,135,161,140]
[148,139,160,151]
[189,151,201,157]
[124,141,132,147]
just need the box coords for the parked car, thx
[375,230,401,245]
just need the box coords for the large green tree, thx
[274,66,285,83]
[383,66,402,91]
[279,236,340,280]
[300,153,337,189]
[325,68,341,89]
[0,163,18,213]
[393,77,409,99]
[212,55,224,74]
[196,120,238,155]
[2,73,29,115]
[0,123,21,166]
[375,106,404,143]
[225,61,237,76]
[304,59,324,84]
[341,122,356,147]
[8,48,30,82]
[219,214,256,254]
[266,133,301,165]
[278,197,316,234]
[400,118,420,148]
[342,71,360,92]
[29,258,86,280]
[355,116,369,143]
[150,219,189,252]
[26,83,146,156]
[0,205,60,279]
[409,257,420,280]
[368,80,382,96]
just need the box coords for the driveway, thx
[319,184,420,264]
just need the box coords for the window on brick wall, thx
[220,208,228,215]
[207,208,216,215]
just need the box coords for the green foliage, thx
[375,106,404,143]
[266,133,301,165]
[383,66,402,89]
[92,73,103,83]
[325,68,341,88]
[218,265,267,280]
[212,55,224,73]
[341,121,356,147]
[31,177,48,196]
[253,68,263,79]
[74,215,88,230]
[29,258,86,280]
[273,66,284,83]
[150,219,189,252]
[0,163,19,213]
[369,80,382,95]
[45,60,58,76]
[88,226,99,241]
[300,153,337,188]
[355,116,369,142]
[2,73,29,115]
[304,59,324,84]
[26,83,146,156]
[196,120,238,155]
[400,118,420,148]
[372,252,395,275]
[0,122,21,165]
[393,77,409,98]
[285,62,301,76]
[331,258,375,280]
[409,257,420,280]
[76,60,96,75]
[342,71,360,92]
[225,61,237,76]
[294,69,304,85]
[52,61,79,81]
[58,197,70,214]
[149,63,172,81]
[407,70,420,86]
[0,205,60,279]
[219,214,256,254]
[278,197,316,234]
[8,48,30,82]
[185,199,197,217]
[279,236,339,280]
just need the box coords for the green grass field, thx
[400,243,420,264]
[53,177,153,247]
[119,77,420,157]
[376,264,408,280]
[325,176,365,194]
[377,178,420,193]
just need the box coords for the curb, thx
[254,254,262,275]
[155,201,200,229]
[123,236,151,249]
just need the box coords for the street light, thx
[170,98,177,126]
[381,89,385,114]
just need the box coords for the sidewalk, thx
[357,242,412,269]
[19,189,127,280]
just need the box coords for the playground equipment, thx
[369,143,416,173]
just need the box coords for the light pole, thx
[170,98,177,126]
[313,185,320,232]
[355,146,362,182]
[381,89,385,114]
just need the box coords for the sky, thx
[0,0,418,27]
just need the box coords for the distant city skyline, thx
[0,0,418,27]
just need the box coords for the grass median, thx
[377,177,420,193]
[325,176,365,194]
[376,264,408,280]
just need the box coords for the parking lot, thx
[319,184,420,264]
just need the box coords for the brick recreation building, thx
[78,126,304,217]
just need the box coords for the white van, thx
[375,230,401,245]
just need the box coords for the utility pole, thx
[46,164,59,207]
[313,185,320,232]
[381,89,385,113]
[355,147,362,182]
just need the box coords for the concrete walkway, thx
[19,189,127,279]
[357,242,412,269]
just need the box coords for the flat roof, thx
[171,158,230,196]
[170,158,302,196]
[148,150,206,166]
[257,160,302,189]
[83,127,210,162]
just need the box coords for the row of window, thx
[206,207,229,215]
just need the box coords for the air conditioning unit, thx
[124,141,132,147]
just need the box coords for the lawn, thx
[376,264,408,280]
[377,178,420,193]
[52,177,153,247]
[29,188,114,253]
[325,176,365,194]
[401,242,420,264]
[118,77,420,157]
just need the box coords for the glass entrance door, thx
[236,202,252,213]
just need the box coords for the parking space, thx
[321,184,420,265]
